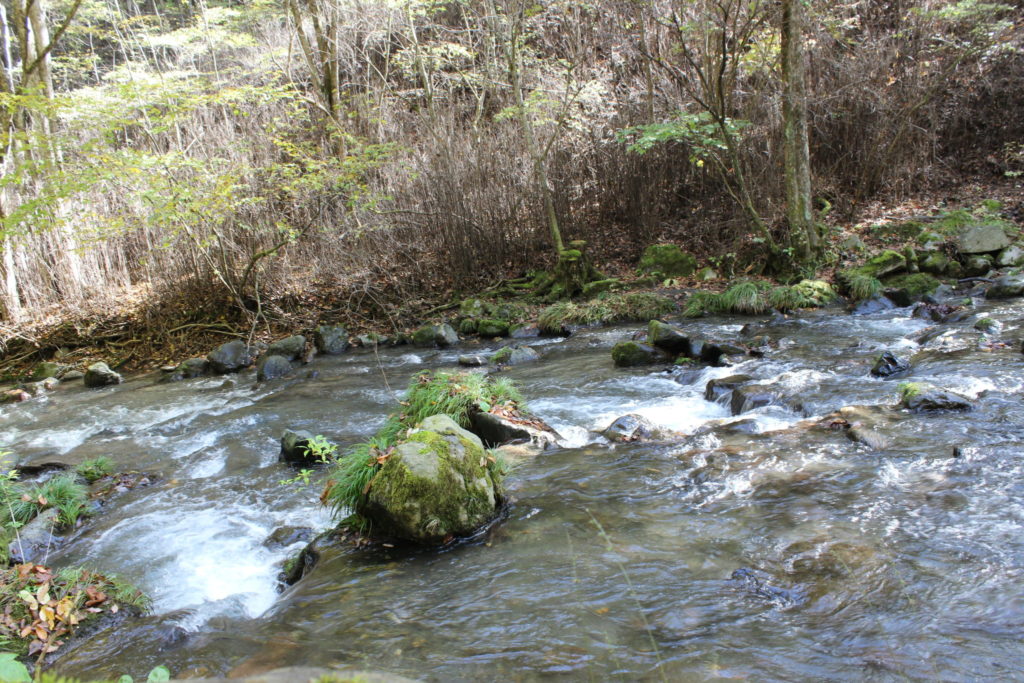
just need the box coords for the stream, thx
[2,294,1024,680]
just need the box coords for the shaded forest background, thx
[0,0,1022,346]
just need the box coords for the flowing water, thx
[3,296,1024,681]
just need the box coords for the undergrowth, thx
[325,371,524,520]
[684,280,835,317]
[74,457,114,484]
[538,292,675,333]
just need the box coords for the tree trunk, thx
[781,0,818,260]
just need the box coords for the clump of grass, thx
[538,292,675,333]
[687,279,836,316]
[7,473,90,529]
[74,456,114,484]
[844,272,883,301]
[898,381,924,401]
[325,371,525,519]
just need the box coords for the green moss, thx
[898,382,924,400]
[883,272,940,299]
[459,318,478,334]
[75,456,114,483]
[611,341,659,367]
[476,319,510,337]
[490,347,512,364]
[637,244,697,278]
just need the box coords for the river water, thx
[2,295,1024,680]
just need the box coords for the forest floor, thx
[1,177,1020,383]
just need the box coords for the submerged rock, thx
[476,319,510,337]
[84,362,123,388]
[362,415,502,545]
[870,352,910,378]
[208,340,256,374]
[851,294,896,315]
[729,384,778,415]
[8,508,62,564]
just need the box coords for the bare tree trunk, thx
[781,0,817,260]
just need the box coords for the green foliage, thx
[684,279,835,316]
[325,372,525,519]
[636,244,697,278]
[75,456,114,484]
[2,472,90,530]
[0,652,30,682]
[898,382,924,401]
[537,293,675,333]
[618,111,750,167]
[844,273,883,301]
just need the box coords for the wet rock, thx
[611,341,664,367]
[510,323,541,339]
[964,254,995,277]
[469,410,560,450]
[957,223,1010,254]
[647,320,691,355]
[363,414,502,544]
[267,335,306,361]
[263,526,315,550]
[899,383,972,412]
[851,294,896,315]
[411,323,459,348]
[476,319,510,337]
[729,384,778,415]
[280,528,342,585]
[457,354,487,367]
[985,274,1024,299]
[84,362,123,388]
[2,389,31,403]
[883,273,940,306]
[490,345,540,366]
[208,340,256,374]
[600,414,662,442]
[912,303,962,323]
[313,324,349,355]
[60,370,84,382]
[997,244,1024,268]
[159,357,210,383]
[8,508,62,564]
[870,352,910,378]
[357,333,390,347]
[280,429,318,465]
[257,355,293,382]
[705,374,752,402]
[784,540,877,580]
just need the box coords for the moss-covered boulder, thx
[611,341,664,367]
[459,298,487,318]
[476,319,510,337]
[459,318,478,334]
[882,273,940,306]
[30,362,61,381]
[861,250,907,278]
[362,415,502,545]
[158,357,210,383]
[986,274,1024,299]
[637,244,697,278]
[963,254,993,277]
[919,251,950,275]
[411,323,459,347]
[898,382,971,412]
[792,279,837,306]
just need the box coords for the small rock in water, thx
[870,352,910,378]
[729,384,778,415]
[600,414,662,442]
[84,361,123,388]
[851,294,896,315]
[899,383,972,413]
[457,354,487,367]
[704,375,752,402]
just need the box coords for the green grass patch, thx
[3,472,90,530]
[324,372,524,520]
[843,272,883,301]
[684,279,834,316]
[74,456,114,484]
[898,382,924,401]
[537,292,675,333]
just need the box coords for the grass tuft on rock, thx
[4,472,90,529]
[537,292,675,333]
[325,371,524,520]
[685,279,833,317]
[844,272,883,301]
[74,456,114,484]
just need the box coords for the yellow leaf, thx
[40,605,56,630]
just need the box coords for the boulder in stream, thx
[870,352,910,378]
[257,354,293,382]
[411,323,459,348]
[469,410,560,450]
[84,362,123,388]
[899,382,972,413]
[457,354,488,367]
[160,357,210,383]
[851,294,896,315]
[611,341,664,367]
[730,384,779,415]
[208,340,256,374]
[600,414,663,442]
[490,345,540,366]
[705,375,752,402]
[985,274,1024,299]
[362,414,503,545]
[280,429,319,465]
[314,325,349,355]
[647,320,691,355]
